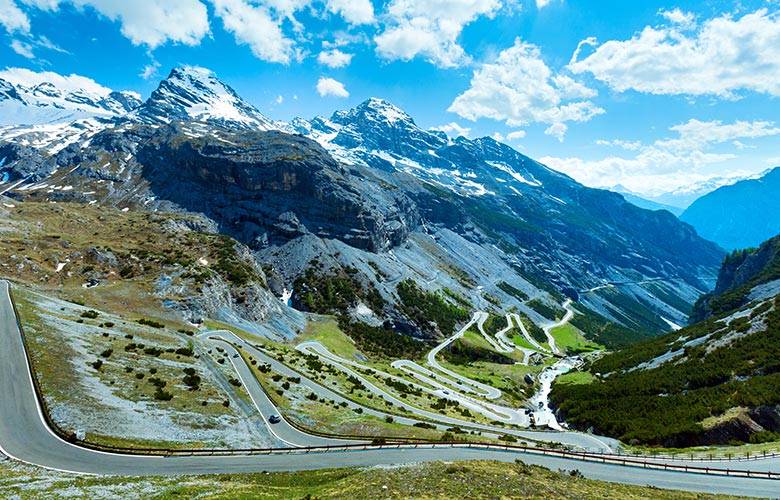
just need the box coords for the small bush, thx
[175,346,194,356]
[148,377,167,388]
[81,310,99,319]
[154,387,173,401]
[137,318,165,329]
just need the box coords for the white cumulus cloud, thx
[448,38,603,141]
[316,76,348,98]
[326,0,373,25]
[10,38,34,58]
[375,0,502,68]
[569,8,780,98]
[596,139,642,151]
[659,8,695,26]
[17,0,209,48]
[139,61,160,79]
[536,0,559,9]
[430,122,471,138]
[0,66,112,95]
[212,0,294,64]
[0,0,30,33]
[317,48,352,68]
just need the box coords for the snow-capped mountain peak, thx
[132,66,276,130]
[0,71,141,126]
[331,97,416,129]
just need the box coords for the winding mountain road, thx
[1,280,780,497]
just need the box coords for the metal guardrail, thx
[6,283,779,481]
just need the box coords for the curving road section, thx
[2,280,780,497]
[542,299,575,355]
[511,313,549,353]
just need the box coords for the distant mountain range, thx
[0,75,140,126]
[680,167,780,251]
[609,186,683,216]
[611,172,767,211]
[0,66,724,343]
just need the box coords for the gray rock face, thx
[691,233,780,321]
[0,143,52,181]
[329,98,448,159]
[135,125,419,253]
[300,98,723,294]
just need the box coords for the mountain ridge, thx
[0,74,140,126]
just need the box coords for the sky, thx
[0,0,779,196]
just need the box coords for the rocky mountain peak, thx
[31,82,61,98]
[332,97,416,128]
[132,66,276,130]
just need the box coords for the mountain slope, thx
[0,66,724,345]
[551,235,780,447]
[132,66,277,130]
[691,234,780,322]
[0,75,140,126]
[681,167,780,250]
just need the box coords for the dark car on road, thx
[268,414,281,424]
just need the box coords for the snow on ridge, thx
[0,117,110,155]
[0,68,140,127]
[133,66,276,131]
[486,161,543,187]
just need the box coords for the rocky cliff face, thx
[135,124,419,252]
[692,234,780,321]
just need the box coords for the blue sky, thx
[1,0,779,196]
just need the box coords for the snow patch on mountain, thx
[0,118,111,155]
[486,161,543,187]
[0,70,141,126]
